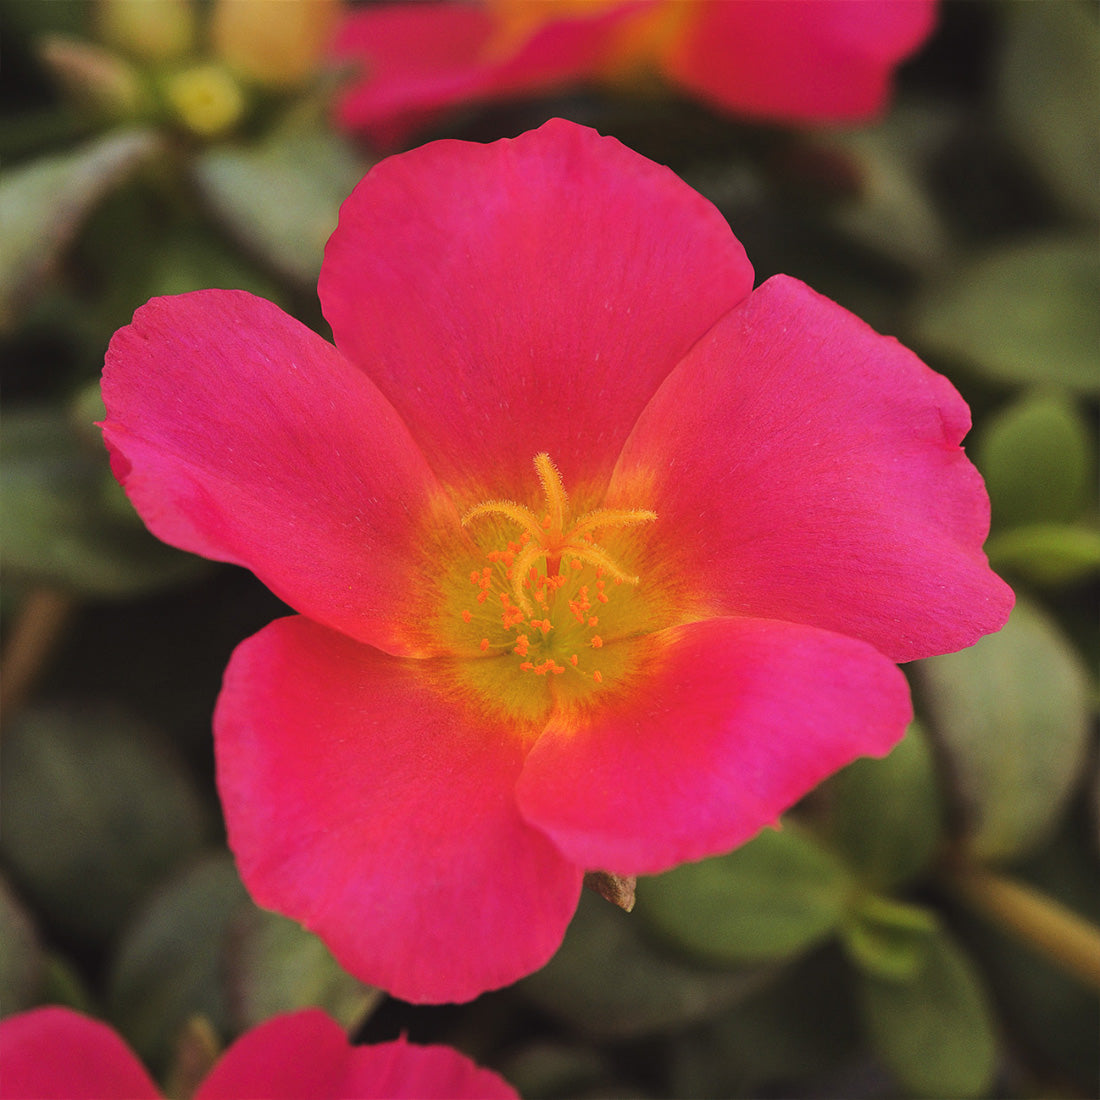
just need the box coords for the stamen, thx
[533,453,568,537]
[462,499,544,541]
[570,507,658,539]
[461,453,657,650]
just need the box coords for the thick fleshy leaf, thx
[996,0,1100,220]
[193,124,369,285]
[519,888,762,1038]
[827,722,943,890]
[106,856,248,1072]
[667,0,936,123]
[0,1007,160,1100]
[985,523,1100,587]
[977,391,1094,528]
[0,129,160,330]
[957,830,1100,1091]
[225,906,381,1034]
[0,879,43,1018]
[0,704,209,944]
[197,1011,518,1100]
[101,290,452,656]
[609,275,1013,664]
[673,948,859,1098]
[859,927,997,1098]
[1,406,203,597]
[498,1042,613,1100]
[840,894,938,981]
[215,616,583,1004]
[912,236,1100,393]
[639,825,851,965]
[811,103,953,273]
[916,599,1091,862]
[320,118,753,503]
[518,616,909,875]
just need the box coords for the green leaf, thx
[670,947,860,1098]
[519,888,763,1038]
[911,236,1100,392]
[38,953,93,1015]
[827,722,943,890]
[859,927,997,1098]
[0,877,44,1017]
[1,406,206,597]
[977,391,1094,528]
[916,599,1092,862]
[956,826,1100,1090]
[107,856,248,1074]
[985,523,1100,587]
[818,103,953,273]
[193,124,369,285]
[225,906,381,1034]
[841,894,938,982]
[499,1043,615,1100]
[996,0,1100,221]
[639,825,852,965]
[0,129,160,329]
[0,704,211,943]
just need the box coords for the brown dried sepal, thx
[583,870,636,913]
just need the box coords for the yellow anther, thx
[462,454,656,615]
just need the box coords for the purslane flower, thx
[0,1007,517,1099]
[330,0,937,147]
[101,119,1012,1003]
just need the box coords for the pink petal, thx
[666,0,937,123]
[609,275,1013,664]
[215,616,583,1004]
[196,1010,517,1100]
[0,1008,160,1100]
[517,617,911,875]
[102,290,451,656]
[320,118,753,505]
[330,3,632,149]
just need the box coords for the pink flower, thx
[0,1007,517,1099]
[330,0,937,147]
[101,119,1011,1003]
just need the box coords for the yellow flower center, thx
[436,454,661,729]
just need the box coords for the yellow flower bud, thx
[164,62,246,137]
[210,0,341,89]
[98,0,196,62]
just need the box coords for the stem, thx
[0,587,73,728]
[946,863,1100,991]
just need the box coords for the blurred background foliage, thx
[1,1,1097,1098]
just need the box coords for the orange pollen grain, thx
[590,635,604,649]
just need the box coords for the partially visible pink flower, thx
[0,1007,517,1100]
[101,119,1011,1004]
[330,0,937,147]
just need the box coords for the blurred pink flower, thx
[0,1007,517,1099]
[101,119,1011,1004]
[330,0,937,146]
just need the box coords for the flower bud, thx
[210,0,341,89]
[98,0,196,62]
[164,62,245,138]
[37,35,146,120]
